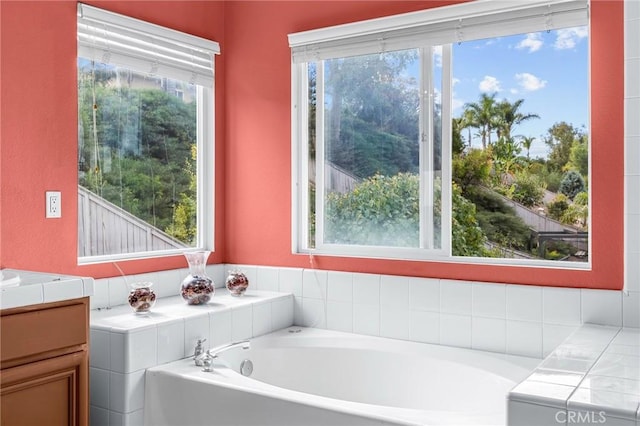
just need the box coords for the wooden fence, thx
[78,186,186,257]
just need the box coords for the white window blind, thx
[289,0,588,62]
[77,3,220,86]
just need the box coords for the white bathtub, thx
[144,327,540,426]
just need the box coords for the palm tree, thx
[495,99,540,141]
[520,136,536,160]
[464,93,498,149]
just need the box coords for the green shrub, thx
[547,194,569,221]
[559,170,585,200]
[511,171,545,207]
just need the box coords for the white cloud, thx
[510,88,519,95]
[479,75,501,92]
[516,33,543,53]
[515,72,547,92]
[452,77,460,86]
[554,27,588,50]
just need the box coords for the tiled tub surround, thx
[89,264,638,425]
[509,325,640,426]
[89,289,294,426]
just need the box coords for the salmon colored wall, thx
[224,0,624,290]
[0,1,226,277]
[0,0,624,289]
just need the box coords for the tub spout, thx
[200,340,251,372]
[208,340,251,358]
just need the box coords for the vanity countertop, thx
[0,269,94,310]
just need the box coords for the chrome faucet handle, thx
[201,353,215,372]
[193,338,207,366]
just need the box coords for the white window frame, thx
[77,4,218,264]
[289,0,590,268]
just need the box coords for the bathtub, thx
[144,327,540,426]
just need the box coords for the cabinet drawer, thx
[1,299,88,365]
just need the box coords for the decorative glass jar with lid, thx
[128,282,156,313]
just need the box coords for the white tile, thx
[209,308,232,347]
[440,280,472,315]
[507,285,542,322]
[256,266,279,292]
[612,329,640,346]
[507,320,543,358]
[569,388,639,423]
[623,291,640,328]
[510,380,574,408]
[157,320,184,364]
[326,301,353,332]
[90,367,110,409]
[82,277,95,297]
[109,332,126,373]
[626,58,640,99]
[626,254,640,292]
[271,297,294,331]
[184,315,210,360]
[472,282,506,318]
[42,279,84,303]
[109,370,145,413]
[208,264,226,289]
[108,276,129,308]
[302,269,327,299]
[353,273,380,305]
[91,279,110,310]
[380,305,410,340]
[90,329,111,369]
[153,269,182,298]
[301,298,326,328]
[293,296,304,326]
[543,323,579,357]
[409,310,439,344]
[110,409,144,426]
[353,303,379,336]
[0,283,43,310]
[629,215,640,252]
[472,317,506,353]
[380,275,409,307]
[126,328,158,373]
[581,375,640,397]
[626,136,640,176]
[279,268,303,297]
[327,271,353,302]
[440,313,472,348]
[582,289,622,326]
[626,0,640,21]
[90,406,109,426]
[408,277,440,312]
[627,176,640,215]
[627,97,640,137]
[543,287,582,326]
[508,400,567,426]
[252,302,272,337]
[231,305,253,340]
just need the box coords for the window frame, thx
[290,0,592,270]
[76,4,217,264]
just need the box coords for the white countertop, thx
[0,268,94,310]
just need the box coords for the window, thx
[290,0,590,267]
[77,4,218,262]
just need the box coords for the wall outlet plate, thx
[46,191,61,218]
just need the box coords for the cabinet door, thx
[1,351,88,426]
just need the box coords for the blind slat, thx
[289,0,588,63]
[77,3,220,86]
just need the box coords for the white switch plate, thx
[46,191,61,218]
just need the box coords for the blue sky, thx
[450,27,589,159]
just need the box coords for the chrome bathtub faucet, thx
[193,338,207,366]
[196,340,251,372]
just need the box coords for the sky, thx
[449,27,589,159]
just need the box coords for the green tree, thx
[559,170,585,200]
[544,122,583,171]
[566,135,589,176]
[464,92,498,149]
[520,136,536,160]
[494,98,540,141]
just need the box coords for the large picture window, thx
[290,0,590,267]
[77,4,218,262]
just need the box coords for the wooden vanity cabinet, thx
[1,297,89,426]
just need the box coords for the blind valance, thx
[77,3,220,86]
[289,0,588,63]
